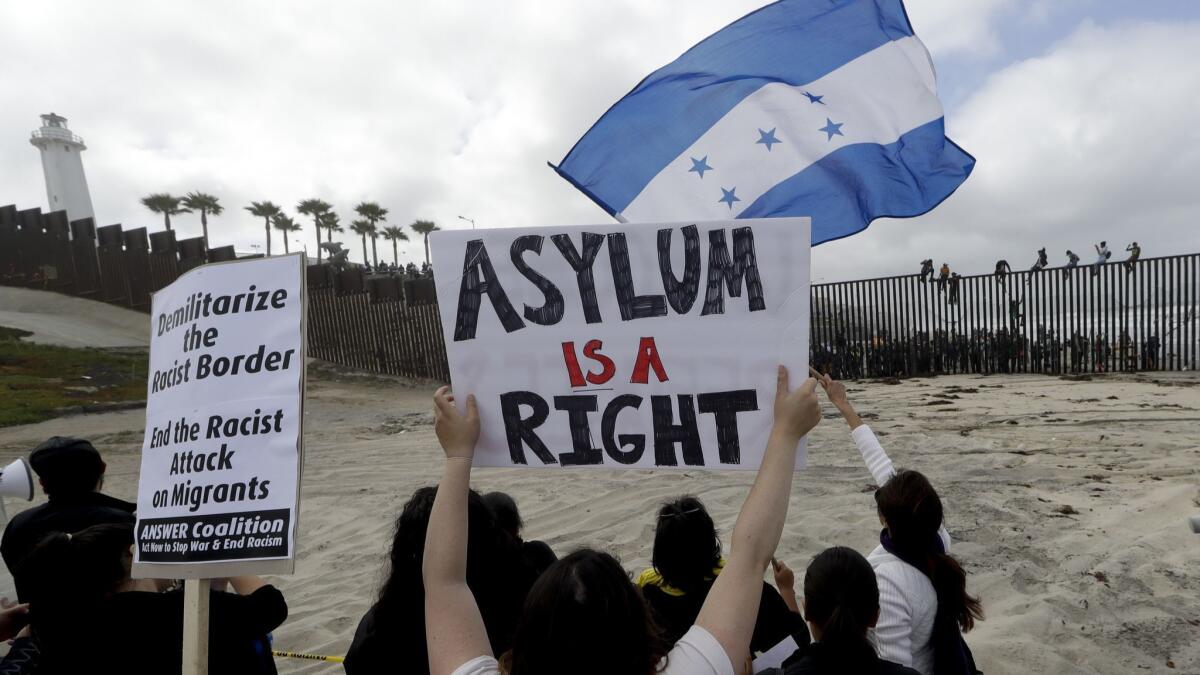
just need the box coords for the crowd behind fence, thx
[3,203,1196,381]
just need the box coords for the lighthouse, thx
[29,113,95,222]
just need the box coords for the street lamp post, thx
[457,215,476,230]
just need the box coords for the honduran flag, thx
[552,0,974,245]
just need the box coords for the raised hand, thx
[771,557,795,593]
[772,366,820,442]
[433,386,480,460]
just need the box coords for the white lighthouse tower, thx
[29,113,95,222]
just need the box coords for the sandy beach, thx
[0,363,1197,674]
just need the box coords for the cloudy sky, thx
[2,0,1197,282]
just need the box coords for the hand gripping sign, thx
[431,218,810,470]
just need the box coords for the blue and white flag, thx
[552,0,974,245]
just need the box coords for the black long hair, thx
[375,486,532,659]
[20,523,134,669]
[651,496,721,592]
[875,470,983,632]
[507,549,666,675]
[803,546,878,652]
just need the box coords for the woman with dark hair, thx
[345,486,534,675]
[482,491,557,579]
[815,373,983,675]
[768,546,919,674]
[636,496,807,653]
[423,367,821,675]
[20,522,286,675]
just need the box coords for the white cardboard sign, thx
[133,254,306,577]
[431,218,810,470]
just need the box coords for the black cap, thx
[29,437,103,494]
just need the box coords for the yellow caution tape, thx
[273,650,346,664]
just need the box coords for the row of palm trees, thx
[140,193,441,266]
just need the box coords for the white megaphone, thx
[0,458,34,523]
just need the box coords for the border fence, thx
[3,203,1196,380]
[811,254,1198,378]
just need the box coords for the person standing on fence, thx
[1124,242,1141,273]
[1093,242,1111,277]
[918,259,934,284]
[937,263,950,294]
[1063,250,1080,279]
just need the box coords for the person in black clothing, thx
[993,260,1011,288]
[482,491,557,579]
[947,273,961,306]
[918,259,934,284]
[763,547,920,675]
[20,523,286,675]
[344,486,534,675]
[1030,247,1048,273]
[635,496,808,655]
[1,437,135,602]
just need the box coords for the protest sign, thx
[133,254,306,578]
[431,218,810,470]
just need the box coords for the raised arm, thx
[695,367,820,665]
[423,387,492,675]
[815,373,951,551]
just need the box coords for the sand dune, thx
[0,365,1197,674]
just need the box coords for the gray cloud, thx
[814,18,1200,282]
[2,2,1195,280]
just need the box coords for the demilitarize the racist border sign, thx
[431,218,810,470]
[133,254,306,577]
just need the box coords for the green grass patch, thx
[0,327,147,427]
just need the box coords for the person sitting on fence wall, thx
[993,260,1011,288]
[1,437,135,602]
[344,487,536,675]
[1064,250,1080,279]
[918,259,933,284]
[1029,248,1048,273]
[1124,242,1141,272]
[1093,241,1111,276]
[20,523,287,675]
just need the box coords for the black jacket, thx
[640,579,809,655]
[1,491,135,600]
[769,642,922,675]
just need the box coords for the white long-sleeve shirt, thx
[852,424,949,675]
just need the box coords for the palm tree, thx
[271,213,302,254]
[140,193,190,232]
[320,212,343,251]
[410,220,441,266]
[369,223,383,267]
[297,199,333,262]
[350,219,373,266]
[181,192,223,248]
[245,201,281,256]
[381,225,409,265]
